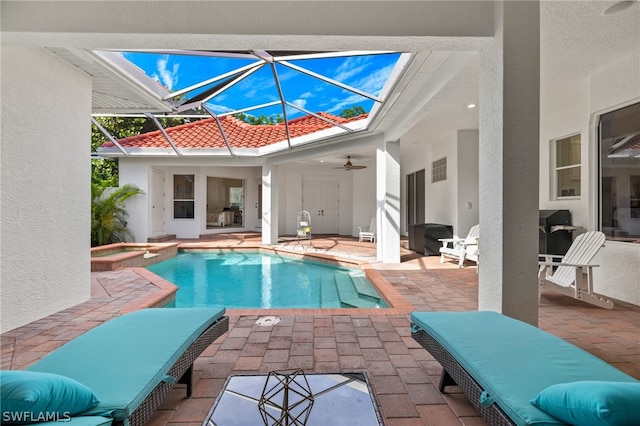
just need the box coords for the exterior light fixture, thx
[467,103,477,109]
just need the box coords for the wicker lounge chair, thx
[411,311,639,426]
[21,308,229,426]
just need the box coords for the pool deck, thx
[2,236,639,425]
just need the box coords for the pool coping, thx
[119,243,414,316]
[91,242,179,271]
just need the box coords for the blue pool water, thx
[146,251,387,309]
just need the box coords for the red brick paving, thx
[2,236,639,425]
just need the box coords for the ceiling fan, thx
[334,156,367,171]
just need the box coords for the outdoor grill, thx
[538,210,582,255]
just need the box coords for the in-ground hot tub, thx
[91,242,179,271]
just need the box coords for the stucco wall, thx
[539,78,590,226]
[119,160,151,242]
[1,47,92,332]
[540,50,640,305]
[426,133,460,235]
[278,163,356,236]
[120,160,262,240]
[400,130,479,240]
[456,130,480,236]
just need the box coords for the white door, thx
[302,180,339,234]
[151,169,166,235]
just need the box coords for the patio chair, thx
[538,231,613,309]
[438,224,479,268]
[358,217,376,243]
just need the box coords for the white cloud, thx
[285,105,305,117]
[299,91,314,99]
[332,56,371,84]
[352,62,395,95]
[326,92,367,114]
[292,99,307,109]
[152,55,179,91]
[276,68,299,82]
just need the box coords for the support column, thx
[261,163,279,245]
[376,140,401,263]
[478,1,540,325]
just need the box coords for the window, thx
[599,102,640,241]
[206,177,244,227]
[553,134,581,198]
[432,157,447,183]
[174,175,194,219]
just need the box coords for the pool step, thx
[334,272,382,308]
[320,276,340,307]
[349,272,382,303]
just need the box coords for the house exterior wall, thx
[540,50,640,305]
[1,47,92,332]
[119,160,151,242]
[456,130,480,236]
[277,163,358,236]
[426,133,460,236]
[400,130,479,241]
[120,159,262,240]
[351,158,377,236]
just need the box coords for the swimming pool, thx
[146,250,387,309]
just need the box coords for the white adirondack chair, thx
[358,217,376,243]
[439,225,480,268]
[538,231,613,309]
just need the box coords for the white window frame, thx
[173,174,195,219]
[551,133,581,200]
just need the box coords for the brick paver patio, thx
[2,236,638,425]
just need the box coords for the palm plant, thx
[91,183,145,247]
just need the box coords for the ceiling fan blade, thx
[330,156,366,170]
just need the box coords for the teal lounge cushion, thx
[531,381,640,426]
[0,370,99,424]
[410,311,639,426]
[27,307,225,421]
[37,417,113,426]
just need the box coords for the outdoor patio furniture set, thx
[2,231,634,425]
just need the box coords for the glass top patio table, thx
[202,371,383,425]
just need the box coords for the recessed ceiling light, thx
[602,0,636,16]
[467,103,477,109]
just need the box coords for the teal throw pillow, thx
[531,381,640,426]
[1,370,100,424]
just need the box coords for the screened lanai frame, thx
[92,49,411,158]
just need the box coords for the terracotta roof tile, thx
[101,112,367,150]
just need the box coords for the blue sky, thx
[122,51,401,119]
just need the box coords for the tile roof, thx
[101,112,366,151]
